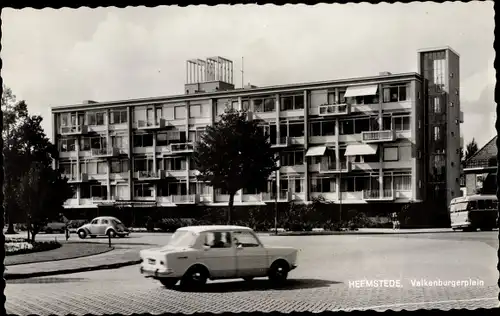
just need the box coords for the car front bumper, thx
[290,264,298,270]
[140,267,174,278]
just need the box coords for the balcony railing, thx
[170,194,197,204]
[361,130,396,143]
[318,103,350,116]
[90,147,119,157]
[60,125,88,135]
[135,170,165,180]
[319,161,351,173]
[170,142,195,154]
[137,119,166,129]
[271,137,290,148]
[362,189,395,201]
[260,190,292,202]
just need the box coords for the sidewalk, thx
[272,228,459,236]
[5,246,142,280]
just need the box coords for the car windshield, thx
[165,230,197,248]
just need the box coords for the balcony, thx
[60,125,89,136]
[361,130,396,143]
[271,137,290,148]
[171,194,198,204]
[318,103,350,116]
[169,142,195,154]
[137,119,166,130]
[362,189,395,201]
[90,147,119,158]
[135,170,165,181]
[319,161,351,174]
[65,173,89,183]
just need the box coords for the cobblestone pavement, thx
[6,232,499,314]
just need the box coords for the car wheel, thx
[180,266,208,290]
[78,230,87,239]
[243,277,254,282]
[159,278,178,289]
[268,260,289,284]
[107,230,117,238]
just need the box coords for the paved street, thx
[6,231,499,314]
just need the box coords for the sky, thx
[1,2,496,148]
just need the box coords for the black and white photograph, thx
[0,1,497,315]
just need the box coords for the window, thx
[90,185,107,198]
[394,175,411,191]
[288,122,304,137]
[383,147,399,162]
[110,109,127,124]
[433,126,441,141]
[97,162,107,174]
[340,119,354,135]
[280,94,304,111]
[231,101,239,110]
[253,97,275,112]
[91,219,99,225]
[189,104,201,118]
[133,133,153,147]
[354,118,370,134]
[311,177,335,193]
[163,157,187,171]
[241,100,250,111]
[204,232,232,248]
[393,116,411,131]
[174,106,186,119]
[111,160,128,173]
[280,150,304,166]
[101,219,109,225]
[433,97,441,113]
[59,138,76,152]
[383,84,409,102]
[233,231,260,247]
[327,92,336,104]
[111,136,127,149]
[134,183,153,197]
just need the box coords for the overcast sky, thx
[1,2,495,147]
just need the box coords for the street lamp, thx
[274,172,278,235]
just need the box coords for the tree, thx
[0,84,7,316]
[465,138,479,162]
[193,108,278,224]
[14,115,72,242]
[1,85,28,234]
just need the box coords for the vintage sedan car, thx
[139,225,298,289]
[76,216,130,239]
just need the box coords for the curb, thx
[269,230,458,236]
[4,259,142,280]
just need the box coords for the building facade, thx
[51,48,463,225]
[462,136,497,196]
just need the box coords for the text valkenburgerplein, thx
[348,279,485,288]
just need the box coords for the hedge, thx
[5,238,61,256]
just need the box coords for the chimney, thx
[379,71,392,76]
[82,100,98,104]
[244,82,258,89]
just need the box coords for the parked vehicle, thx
[139,225,298,290]
[450,194,498,231]
[43,215,69,233]
[76,216,130,239]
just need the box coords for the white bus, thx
[449,194,498,231]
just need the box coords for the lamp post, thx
[274,173,278,235]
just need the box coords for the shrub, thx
[5,238,61,256]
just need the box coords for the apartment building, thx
[52,48,463,224]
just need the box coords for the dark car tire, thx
[159,278,178,289]
[268,260,289,284]
[78,230,87,239]
[107,230,117,238]
[180,266,208,290]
